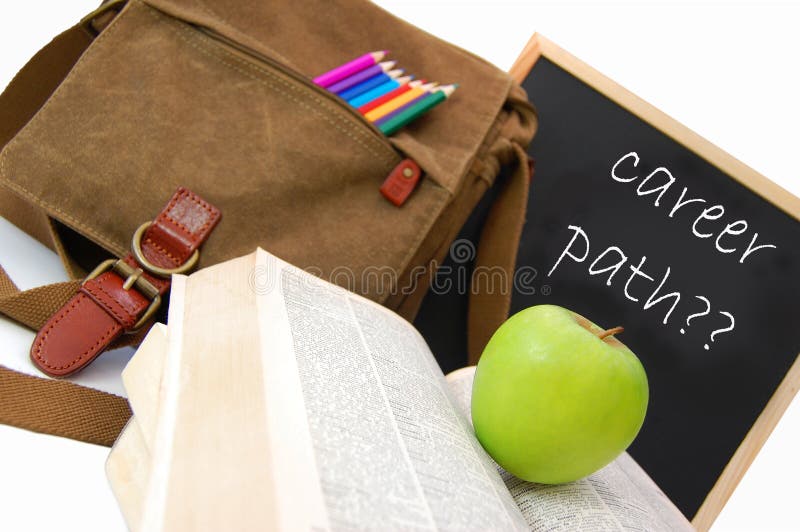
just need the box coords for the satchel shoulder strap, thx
[467,143,531,365]
[0,266,81,330]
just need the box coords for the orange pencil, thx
[358,79,425,115]
[364,82,438,122]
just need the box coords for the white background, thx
[1,1,798,530]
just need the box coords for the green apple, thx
[471,304,648,484]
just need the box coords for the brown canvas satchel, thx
[0,0,536,445]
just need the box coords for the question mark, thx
[680,295,711,335]
[705,311,735,351]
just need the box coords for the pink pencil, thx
[313,51,388,88]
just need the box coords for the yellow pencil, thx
[365,82,438,122]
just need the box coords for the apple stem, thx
[597,326,624,340]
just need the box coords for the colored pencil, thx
[365,82,437,122]
[347,76,412,108]
[313,51,388,88]
[378,84,457,135]
[327,61,396,94]
[357,80,425,114]
[338,70,404,101]
[374,89,431,126]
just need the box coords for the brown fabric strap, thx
[0,365,130,447]
[0,265,18,295]
[0,265,139,445]
[0,272,82,331]
[467,144,531,365]
[0,9,146,445]
[0,264,146,353]
[0,264,84,331]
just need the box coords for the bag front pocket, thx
[0,0,452,303]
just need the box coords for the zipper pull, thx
[380,159,421,206]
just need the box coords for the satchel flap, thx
[142,0,514,194]
[0,0,462,305]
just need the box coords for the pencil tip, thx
[431,84,457,96]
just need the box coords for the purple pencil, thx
[327,61,397,94]
[313,51,388,88]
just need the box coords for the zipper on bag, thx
[197,28,392,153]
[194,26,423,206]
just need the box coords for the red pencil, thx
[358,80,426,115]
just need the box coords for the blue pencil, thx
[348,76,412,108]
[338,69,403,101]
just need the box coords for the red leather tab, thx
[144,189,219,268]
[31,187,220,377]
[30,292,125,377]
[380,159,422,206]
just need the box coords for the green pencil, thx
[378,84,458,136]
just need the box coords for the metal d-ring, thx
[131,222,199,278]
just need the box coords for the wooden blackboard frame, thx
[510,34,800,531]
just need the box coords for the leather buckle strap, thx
[30,187,221,377]
[83,259,161,333]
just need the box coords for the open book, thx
[106,249,692,531]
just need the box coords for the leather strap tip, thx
[29,292,124,378]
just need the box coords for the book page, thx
[446,366,693,531]
[255,249,527,531]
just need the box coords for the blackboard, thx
[415,35,800,530]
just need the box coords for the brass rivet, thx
[402,168,414,178]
